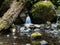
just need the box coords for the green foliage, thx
[31,1,56,23]
[50,0,60,8]
[57,6,60,10]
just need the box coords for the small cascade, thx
[25,14,32,24]
[24,14,33,27]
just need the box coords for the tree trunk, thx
[0,0,25,30]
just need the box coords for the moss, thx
[0,20,8,30]
[30,1,56,23]
[0,0,24,31]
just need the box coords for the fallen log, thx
[0,0,25,30]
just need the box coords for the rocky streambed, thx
[0,24,60,45]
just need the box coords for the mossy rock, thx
[30,1,56,24]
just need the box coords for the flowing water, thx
[24,14,33,28]
[25,14,32,24]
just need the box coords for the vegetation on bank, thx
[30,1,56,23]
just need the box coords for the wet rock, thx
[40,40,48,45]
[26,43,31,45]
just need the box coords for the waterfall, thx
[24,14,32,27]
[25,14,32,24]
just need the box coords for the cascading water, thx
[24,14,32,27]
[25,14,32,24]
